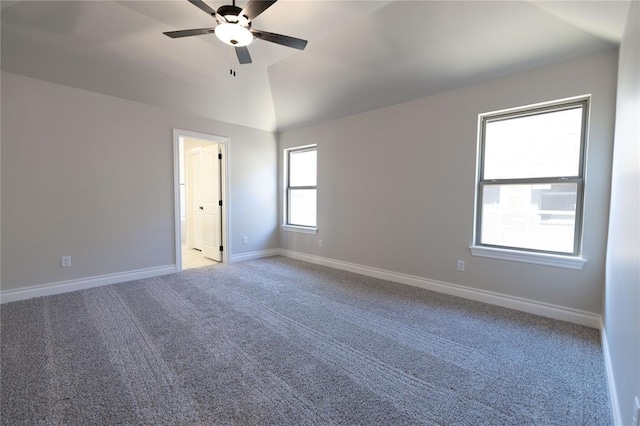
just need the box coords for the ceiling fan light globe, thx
[215,23,253,47]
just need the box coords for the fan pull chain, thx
[229,47,237,77]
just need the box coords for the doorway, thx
[173,129,229,271]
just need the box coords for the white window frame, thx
[282,144,318,234]
[470,97,589,270]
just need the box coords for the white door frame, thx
[173,128,230,270]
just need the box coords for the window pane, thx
[290,149,317,187]
[480,183,577,253]
[289,189,316,227]
[484,107,583,179]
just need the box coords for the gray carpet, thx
[1,256,610,425]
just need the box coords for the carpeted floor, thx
[1,256,611,425]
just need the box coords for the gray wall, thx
[1,72,278,291]
[279,50,618,315]
[604,1,640,423]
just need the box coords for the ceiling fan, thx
[163,0,308,65]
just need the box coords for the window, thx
[472,98,588,267]
[284,145,317,232]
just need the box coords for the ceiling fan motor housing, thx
[216,5,250,26]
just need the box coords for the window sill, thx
[469,246,586,270]
[282,225,318,235]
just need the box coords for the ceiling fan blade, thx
[187,0,217,17]
[251,30,307,50]
[163,28,216,39]
[241,0,277,20]
[235,46,252,64]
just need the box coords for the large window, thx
[285,145,317,229]
[474,98,588,260]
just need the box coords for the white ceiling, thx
[1,0,631,132]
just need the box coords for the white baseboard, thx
[0,265,177,304]
[230,249,280,263]
[2,249,602,329]
[601,324,622,425]
[1,248,276,303]
[278,249,602,329]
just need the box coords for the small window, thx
[474,98,588,256]
[285,145,317,228]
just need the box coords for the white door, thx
[188,148,204,251]
[201,145,222,261]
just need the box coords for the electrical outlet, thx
[456,260,465,271]
[242,236,248,245]
[632,396,640,426]
[61,256,71,267]
[318,240,323,248]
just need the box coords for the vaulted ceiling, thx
[1,1,631,132]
